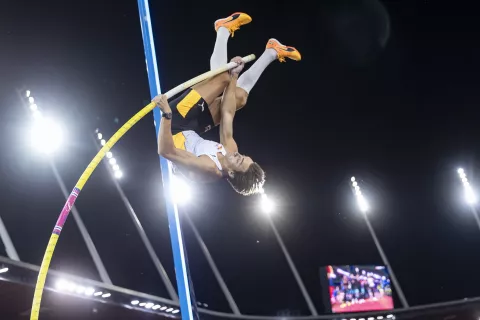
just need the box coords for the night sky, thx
[1,0,480,316]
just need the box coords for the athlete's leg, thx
[192,25,230,106]
[193,13,252,106]
[237,38,301,100]
[192,73,230,107]
[208,39,302,126]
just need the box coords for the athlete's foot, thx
[266,38,302,63]
[215,12,252,37]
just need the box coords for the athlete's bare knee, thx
[236,87,249,110]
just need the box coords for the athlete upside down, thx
[153,12,301,196]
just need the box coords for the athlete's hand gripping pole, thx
[29,54,255,320]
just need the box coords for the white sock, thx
[210,27,230,70]
[237,48,277,93]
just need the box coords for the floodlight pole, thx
[469,207,480,231]
[91,135,178,301]
[350,178,408,308]
[16,89,112,284]
[184,214,241,315]
[361,213,409,308]
[49,161,113,285]
[267,215,318,315]
[457,168,480,231]
[0,215,20,261]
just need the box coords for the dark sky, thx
[1,0,480,316]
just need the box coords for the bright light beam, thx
[55,279,68,291]
[96,131,122,179]
[170,175,191,205]
[260,193,275,214]
[458,168,477,204]
[30,117,64,154]
[351,177,369,213]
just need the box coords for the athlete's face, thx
[226,152,253,172]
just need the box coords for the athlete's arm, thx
[154,95,219,176]
[219,57,244,152]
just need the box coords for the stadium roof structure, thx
[2,255,480,320]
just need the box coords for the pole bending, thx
[154,12,302,196]
[29,55,255,320]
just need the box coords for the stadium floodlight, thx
[457,168,476,204]
[260,193,275,214]
[26,90,31,98]
[0,267,9,273]
[172,309,180,314]
[101,293,111,298]
[160,306,167,310]
[30,117,64,154]
[152,305,161,310]
[166,308,174,312]
[348,176,409,308]
[170,174,191,204]
[85,287,95,296]
[67,282,76,292]
[140,302,147,307]
[131,300,139,305]
[32,109,42,120]
[26,92,63,156]
[351,178,369,213]
[95,131,122,179]
[55,279,68,290]
[54,279,96,295]
[75,286,86,294]
[145,302,154,309]
[259,188,318,316]
[93,291,103,296]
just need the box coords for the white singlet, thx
[178,130,226,171]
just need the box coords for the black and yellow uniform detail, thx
[169,88,215,136]
[172,132,186,150]
[177,89,202,118]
